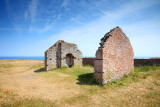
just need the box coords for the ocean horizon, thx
[0,56,45,60]
[0,56,158,60]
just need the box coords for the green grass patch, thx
[49,65,94,77]
[134,65,160,72]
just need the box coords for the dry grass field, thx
[0,59,160,107]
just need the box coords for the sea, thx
[0,56,156,60]
[0,56,45,60]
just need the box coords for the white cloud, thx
[29,0,38,22]
[61,0,70,9]
[24,11,28,21]
[70,15,85,24]
[28,12,63,33]
[25,0,38,22]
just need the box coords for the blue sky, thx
[0,0,160,58]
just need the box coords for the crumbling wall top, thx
[45,40,77,52]
[99,26,122,48]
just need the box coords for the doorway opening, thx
[65,54,74,67]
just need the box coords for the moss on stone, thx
[61,40,75,45]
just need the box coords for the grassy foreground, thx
[0,59,160,107]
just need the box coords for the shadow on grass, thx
[76,73,97,85]
[34,68,45,73]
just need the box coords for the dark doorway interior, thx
[65,54,74,67]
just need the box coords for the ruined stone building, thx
[94,27,134,84]
[45,40,82,71]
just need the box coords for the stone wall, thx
[45,40,82,70]
[82,57,95,66]
[45,43,57,70]
[83,58,160,66]
[134,59,160,66]
[94,27,134,84]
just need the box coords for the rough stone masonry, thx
[45,40,82,71]
[94,26,134,84]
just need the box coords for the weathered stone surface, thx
[94,73,102,83]
[96,48,103,60]
[94,60,103,73]
[45,40,82,70]
[94,26,134,84]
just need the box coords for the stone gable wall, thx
[94,27,134,84]
[45,40,82,71]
